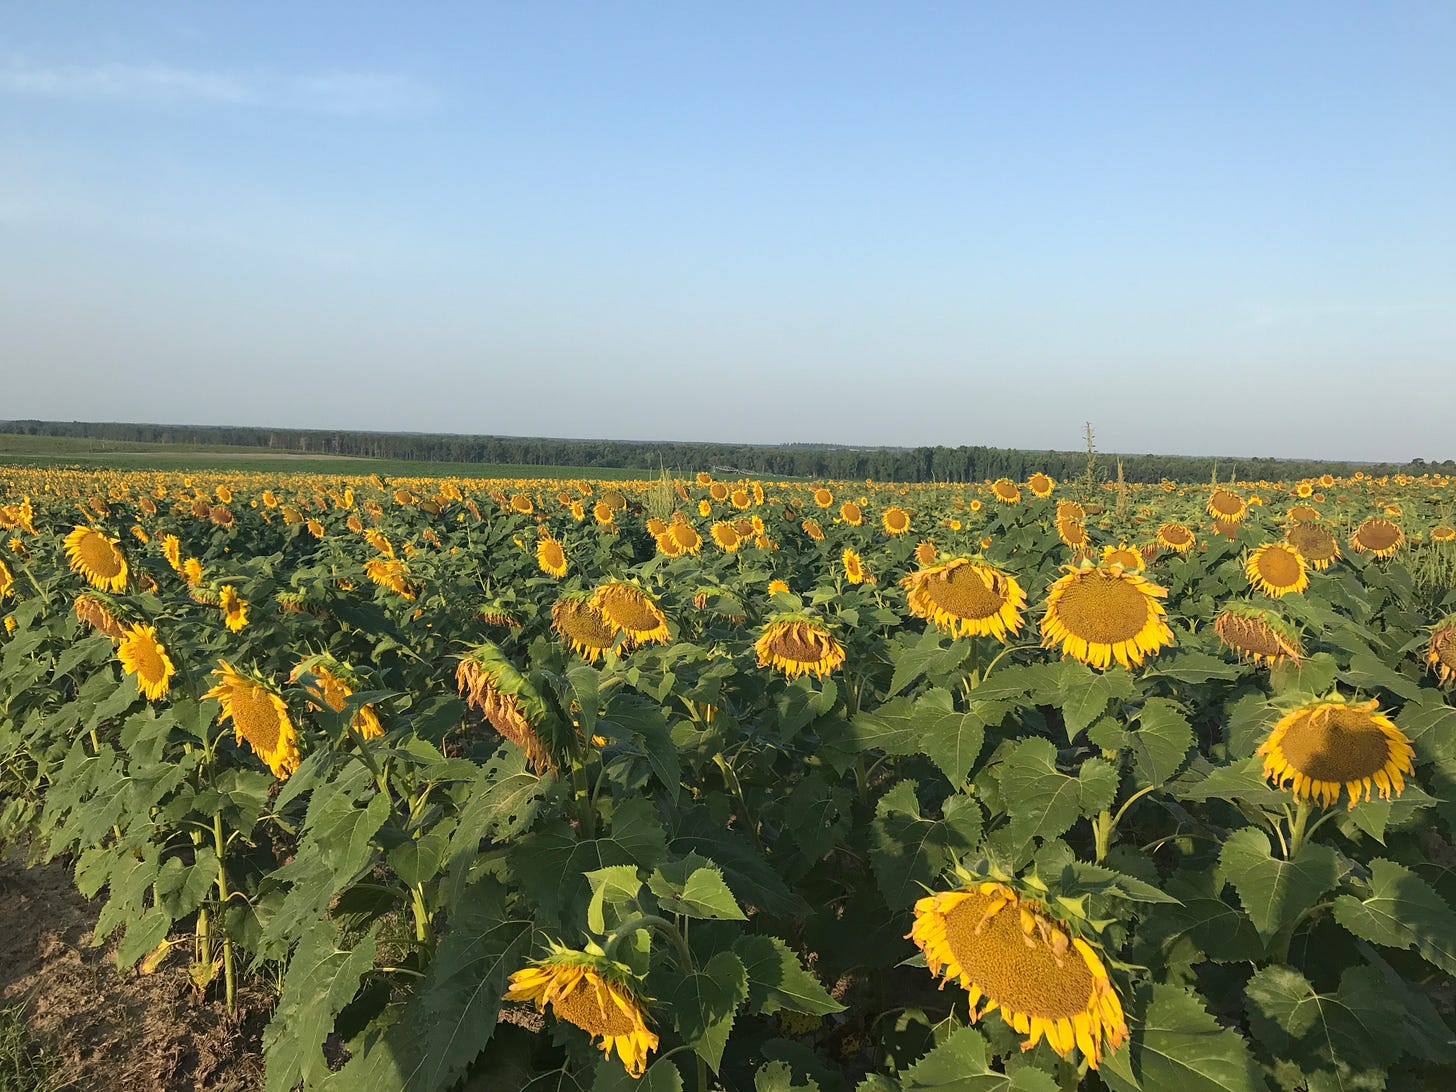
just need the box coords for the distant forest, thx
[4,419,1449,484]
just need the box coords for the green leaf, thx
[1058,661,1134,740]
[586,864,644,933]
[1333,858,1456,976]
[1099,984,1270,1092]
[1078,757,1120,816]
[1245,964,1404,1082]
[387,829,450,888]
[734,934,844,1017]
[919,689,986,787]
[447,743,544,864]
[754,1059,821,1092]
[1000,738,1081,846]
[900,1026,1059,1091]
[1137,869,1266,963]
[1218,827,1345,941]
[1130,699,1195,787]
[1171,757,1287,808]
[869,781,982,908]
[1145,651,1245,684]
[593,1055,685,1092]
[667,950,748,1073]
[648,855,745,920]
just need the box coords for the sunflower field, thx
[2,465,1455,1091]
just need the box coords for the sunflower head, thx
[1040,562,1174,670]
[1258,694,1415,809]
[910,880,1127,1069]
[1056,518,1089,549]
[1350,517,1404,559]
[63,526,128,592]
[881,506,912,536]
[711,521,741,552]
[842,547,868,585]
[117,623,176,701]
[991,478,1022,504]
[204,661,301,779]
[1426,615,1456,685]
[456,643,557,774]
[914,540,938,567]
[74,592,129,641]
[669,519,702,555]
[553,593,617,663]
[755,613,846,679]
[536,535,568,578]
[813,487,834,508]
[1213,604,1303,667]
[1285,521,1340,570]
[290,654,384,740]
[1155,522,1195,553]
[1245,542,1308,598]
[901,556,1026,643]
[1100,543,1145,572]
[1027,472,1055,498]
[840,501,864,526]
[219,584,249,632]
[590,582,670,647]
[1207,488,1248,523]
[505,942,658,1077]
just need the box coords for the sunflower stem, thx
[1286,799,1314,859]
[604,914,695,972]
[410,883,433,949]
[212,811,236,1014]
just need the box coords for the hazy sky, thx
[3,3,1453,461]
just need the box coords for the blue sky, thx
[2,3,1453,461]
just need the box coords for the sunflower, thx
[536,535,568,578]
[364,557,415,600]
[1296,481,1314,498]
[756,614,846,679]
[219,585,249,632]
[291,656,383,740]
[801,518,826,542]
[1207,488,1247,523]
[882,506,911,536]
[1056,500,1086,522]
[1431,525,1456,544]
[840,501,864,526]
[645,517,668,538]
[711,521,741,552]
[1213,605,1303,667]
[1100,543,1144,572]
[1258,696,1415,809]
[1041,563,1174,670]
[0,559,11,600]
[1056,519,1089,549]
[655,530,684,557]
[1349,517,1404,559]
[730,488,752,509]
[911,540,936,566]
[63,526,128,592]
[1155,522,1195,554]
[510,493,534,514]
[695,471,713,487]
[843,547,867,585]
[1286,522,1340,570]
[991,478,1022,504]
[592,502,616,526]
[457,644,557,774]
[1027,472,1055,498]
[590,583,670,647]
[1286,504,1321,523]
[505,943,658,1077]
[553,594,617,663]
[116,623,176,701]
[1319,474,1335,488]
[910,882,1126,1069]
[205,661,301,779]
[1245,543,1308,598]
[708,482,730,503]
[364,529,395,557]
[813,487,834,508]
[1426,616,1456,685]
[669,520,702,555]
[902,558,1026,642]
[767,579,790,596]
[697,499,712,518]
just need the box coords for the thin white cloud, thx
[0,60,436,115]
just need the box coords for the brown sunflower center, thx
[943,895,1094,1019]
[1215,614,1288,658]
[1210,491,1243,515]
[1159,524,1192,545]
[1431,628,1456,668]
[131,637,166,682]
[766,624,830,663]
[598,588,662,633]
[1287,525,1337,561]
[1278,706,1394,782]
[925,565,1005,621]
[556,601,615,646]
[540,541,565,568]
[1053,574,1152,644]
[231,685,282,754]
[78,534,124,578]
[1255,547,1303,587]
[553,979,638,1037]
[1354,519,1401,550]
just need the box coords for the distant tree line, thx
[3,419,1449,484]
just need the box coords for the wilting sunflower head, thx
[901,557,1026,643]
[801,517,826,542]
[364,557,415,600]
[1100,543,1144,572]
[504,942,658,1077]
[117,623,176,701]
[755,613,846,679]
[991,478,1022,504]
[1350,517,1404,559]
[204,661,301,780]
[74,592,128,641]
[1027,472,1055,498]
[1426,615,1456,685]
[882,506,912,535]
[1040,563,1174,670]
[1056,518,1089,549]
[290,655,383,740]
[910,881,1127,1069]
[536,535,568,578]
[655,530,684,557]
[1286,504,1321,524]
[1244,542,1308,598]
[1213,604,1303,667]
[1285,521,1340,570]
[456,643,556,774]
[1207,488,1248,523]
[1155,522,1195,553]
[63,526,128,592]
[1430,524,1456,544]
[590,582,670,648]
[1258,694,1415,809]
[1056,500,1086,522]
[553,593,617,663]
[914,540,938,566]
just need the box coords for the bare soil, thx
[0,851,268,1091]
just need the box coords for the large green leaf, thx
[648,854,746,920]
[1000,738,1082,846]
[1332,858,1456,976]
[734,935,844,1017]
[1130,699,1195,787]
[666,950,748,1073]
[1218,826,1345,941]
[1100,984,1270,1092]
[869,781,982,908]
[899,1026,1059,1091]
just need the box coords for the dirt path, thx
[0,851,267,1091]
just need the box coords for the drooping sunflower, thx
[801,518,826,542]
[509,493,534,514]
[711,521,741,552]
[504,943,658,1077]
[1431,525,1456,544]
[1349,517,1404,559]
[1041,563,1174,670]
[1056,500,1086,522]
[291,656,384,740]
[219,585,249,632]
[669,520,702,555]
[1426,615,1456,685]
[1258,695,1415,809]
[553,594,617,663]
[840,501,864,527]
[1286,521,1340,571]
[1213,605,1303,667]
[767,579,790,596]
[590,582,670,647]
[912,542,937,568]
[655,530,684,557]
[73,593,127,641]
[1286,504,1321,523]
[205,661,301,779]
[457,643,557,774]
[364,557,416,600]
[756,614,846,679]
[910,881,1127,1069]
[1207,488,1248,523]
[1056,518,1089,549]
[902,557,1026,643]
[1101,543,1145,572]
[0,559,12,601]
[117,623,176,701]
[536,535,568,579]
[1155,522,1195,554]
[990,478,1021,505]
[843,547,867,585]
[1245,543,1308,598]
[882,506,912,536]
[1027,472,1055,498]
[63,526,128,592]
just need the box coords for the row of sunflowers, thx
[1,463,1455,1090]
